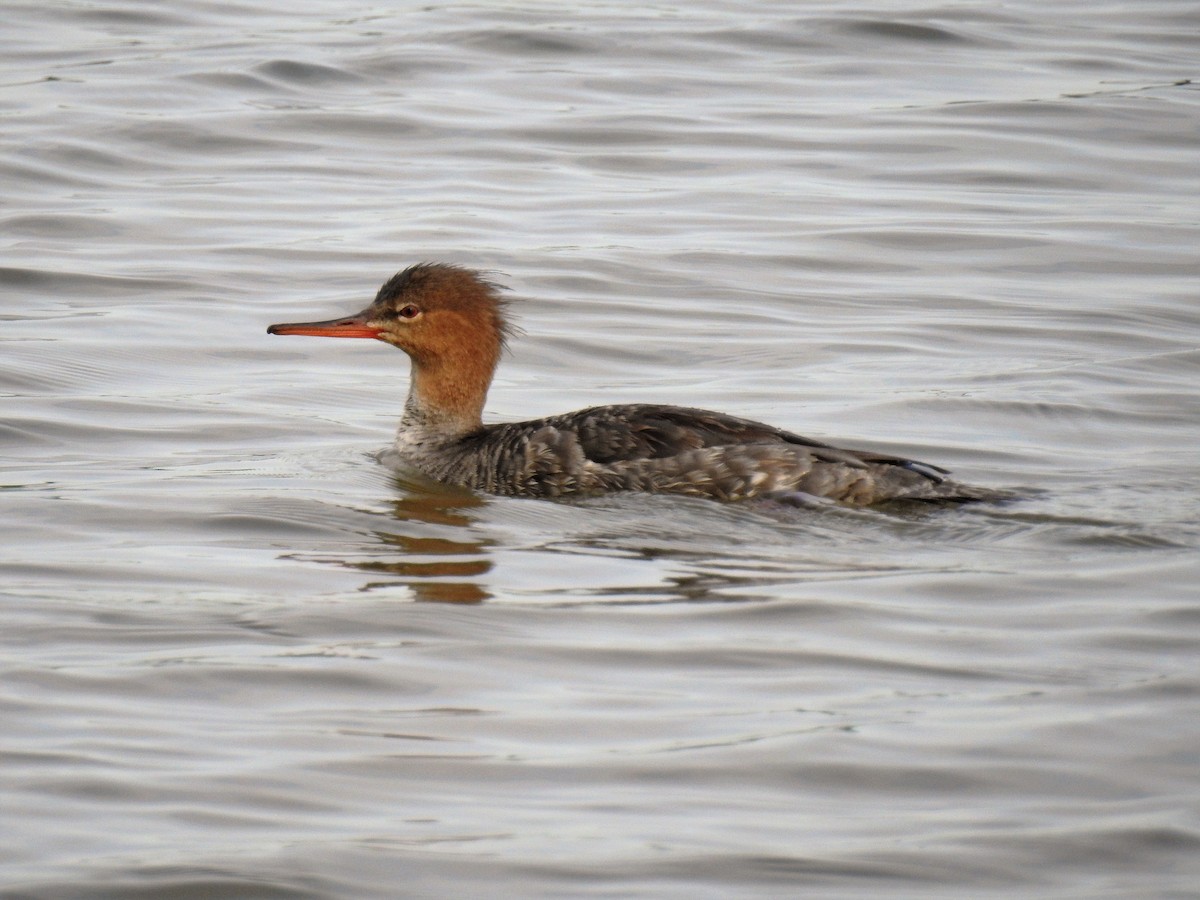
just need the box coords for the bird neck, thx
[401,350,496,436]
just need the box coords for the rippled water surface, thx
[4,2,1199,897]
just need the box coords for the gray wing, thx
[463,404,1000,504]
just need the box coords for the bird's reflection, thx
[349,470,496,603]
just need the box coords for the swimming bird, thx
[268,263,1004,505]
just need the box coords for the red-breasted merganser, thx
[268,263,1005,505]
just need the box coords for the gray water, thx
[3,2,1199,897]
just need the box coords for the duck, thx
[268,263,1005,505]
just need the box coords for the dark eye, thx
[398,304,420,319]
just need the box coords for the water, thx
[3,2,1199,896]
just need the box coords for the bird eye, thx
[398,304,420,319]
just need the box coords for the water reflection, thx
[386,470,487,526]
[364,579,492,604]
[356,472,495,602]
